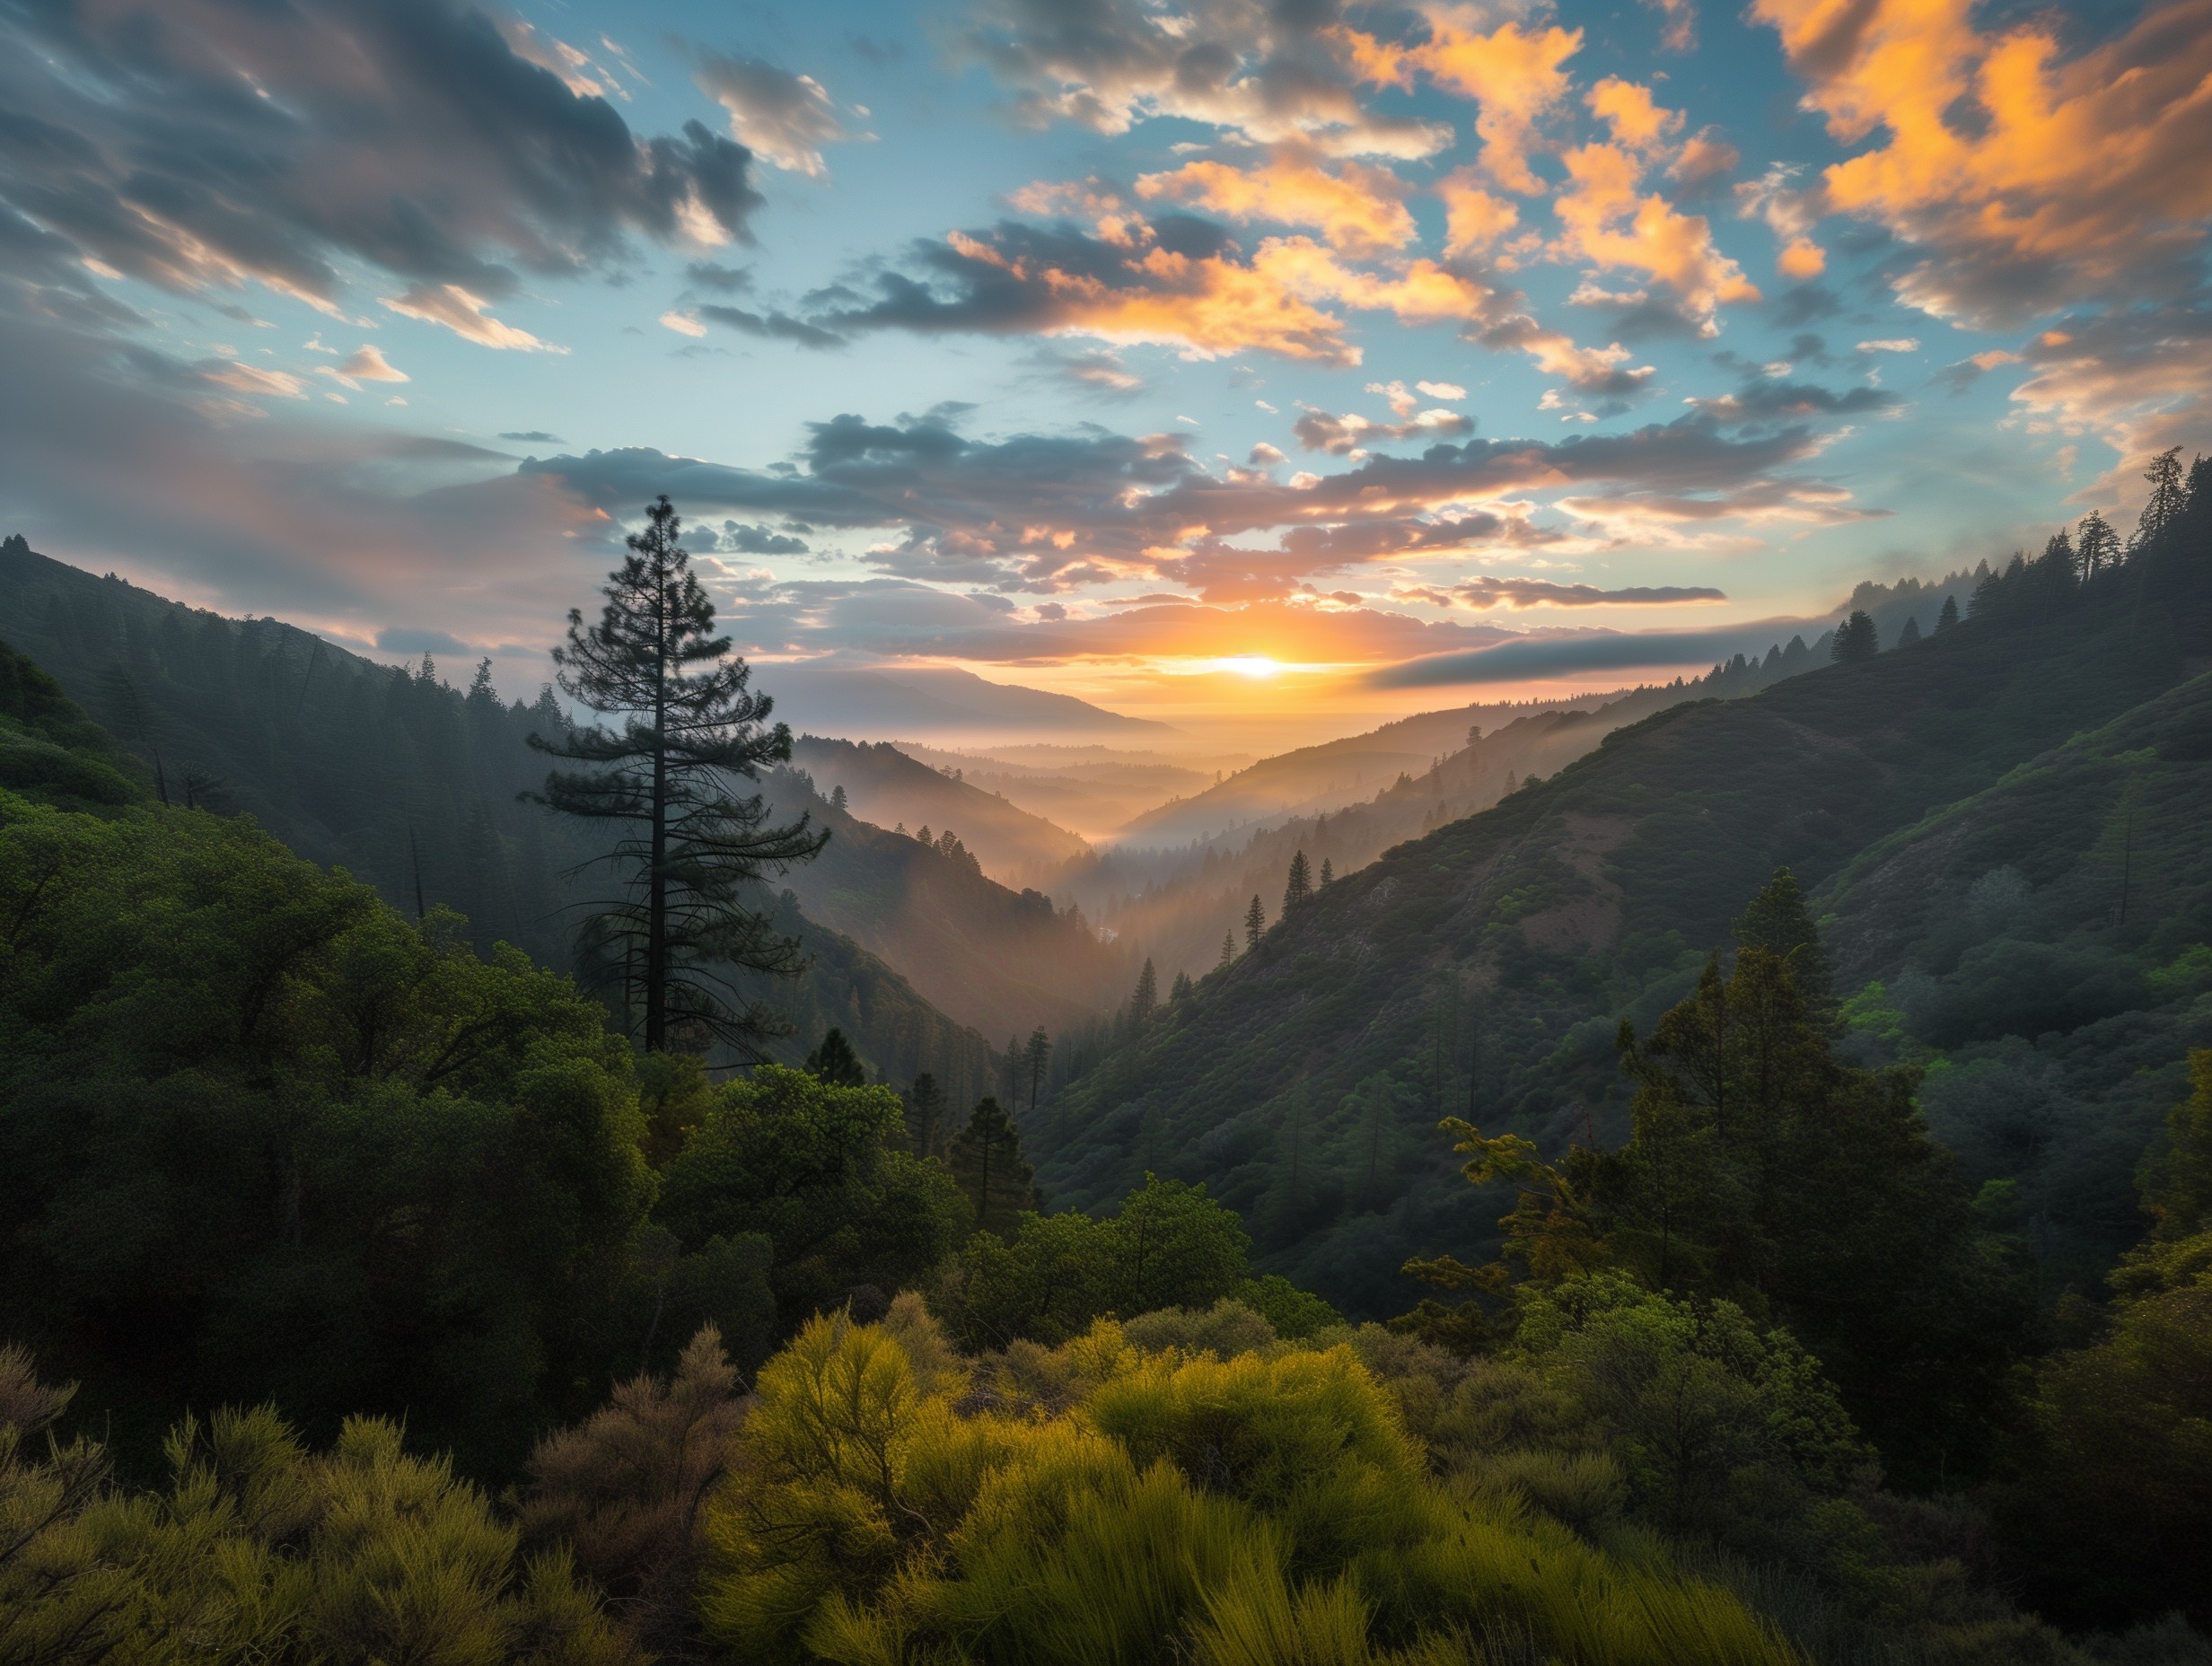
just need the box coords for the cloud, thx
[1292,405,1474,453]
[693,50,865,177]
[1418,381,1468,400]
[1436,173,1522,258]
[1687,379,1901,425]
[1856,338,1919,354]
[963,0,1450,159]
[0,0,762,329]
[517,408,1855,605]
[1432,575,1728,609]
[698,303,847,350]
[1343,17,1583,192]
[1136,147,1417,252]
[382,285,562,352]
[317,346,411,390]
[1553,136,1760,329]
[202,362,311,400]
[1751,0,2212,324]
[499,432,564,444]
[2002,306,2212,503]
[701,520,810,555]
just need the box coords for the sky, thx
[1,0,2207,740]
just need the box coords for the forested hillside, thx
[0,537,996,1089]
[1039,471,2212,1323]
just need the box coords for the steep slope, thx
[1812,670,2212,1290]
[789,734,1092,883]
[0,539,995,1087]
[0,637,148,811]
[1036,512,2212,1318]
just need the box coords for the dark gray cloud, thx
[0,0,761,332]
[962,0,1449,159]
[517,409,1848,600]
[1425,577,1729,609]
[1688,379,1901,425]
[499,431,564,443]
[1374,620,1818,686]
[698,303,846,350]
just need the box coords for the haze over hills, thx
[898,742,1225,842]
[1032,506,2212,1322]
[786,733,1092,885]
[761,763,1133,1039]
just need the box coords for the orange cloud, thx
[1344,18,1582,192]
[1752,0,2212,320]
[1586,78,1680,151]
[1436,171,1521,257]
[1553,139,1760,328]
[1136,148,1418,252]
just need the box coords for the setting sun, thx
[1216,655,1284,679]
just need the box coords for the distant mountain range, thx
[760,662,1175,742]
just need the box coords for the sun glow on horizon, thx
[1215,655,1285,679]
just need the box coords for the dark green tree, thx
[1169,969,1194,1004]
[1731,865,1829,1004]
[804,1026,865,1086]
[1935,593,1961,633]
[906,1072,947,1158]
[1320,856,1334,886]
[1896,615,1922,647]
[1284,849,1312,909]
[1244,892,1267,950]
[2076,509,2120,578]
[2129,445,2188,553]
[949,1097,1034,1238]
[1024,1026,1050,1115]
[1129,957,1157,1025]
[1605,943,2026,1481]
[1218,930,1236,969]
[1830,609,1879,662]
[530,496,826,1055]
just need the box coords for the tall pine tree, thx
[1130,958,1158,1025]
[1244,893,1267,950]
[950,1097,1034,1237]
[1283,849,1312,910]
[531,496,825,1054]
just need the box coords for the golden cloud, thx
[1754,0,2212,320]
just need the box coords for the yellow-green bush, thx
[697,1310,1803,1665]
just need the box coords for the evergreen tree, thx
[805,1025,865,1086]
[1896,615,1922,647]
[1830,609,1879,662]
[1283,849,1312,909]
[950,1097,1033,1237]
[829,784,847,813]
[1130,958,1157,1025]
[1244,893,1266,950]
[1024,1026,1050,1113]
[1170,969,1193,1003]
[1320,856,1333,886]
[1218,931,1236,969]
[907,1071,947,1158]
[2076,510,2120,578]
[1935,593,1961,634]
[530,496,826,1054]
[2129,445,2188,553]
[1733,865,1830,1004]
[1607,943,2026,1480]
